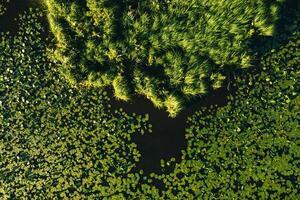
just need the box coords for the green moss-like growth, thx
[45,0,284,117]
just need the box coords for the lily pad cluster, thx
[45,0,285,117]
[150,32,300,199]
[0,9,152,199]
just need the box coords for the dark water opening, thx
[109,79,233,174]
[0,0,34,34]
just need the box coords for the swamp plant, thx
[45,0,285,117]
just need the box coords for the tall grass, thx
[45,0,285,116]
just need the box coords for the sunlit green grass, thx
[45,0,285,117]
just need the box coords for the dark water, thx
[109,85,232,174]
[0,0,33,34]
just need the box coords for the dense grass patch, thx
[45,0,284,117]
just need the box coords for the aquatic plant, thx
[0,1,299,199]
[0,9,152,199]
[44,0,285,117]
[152,31,300,199]
[0,0,10,16]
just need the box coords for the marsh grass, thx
[44,0,285,117]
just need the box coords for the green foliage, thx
[153,32,300,199]
[0,0,10,16]
[0,9,152,199]
[0,1,299,199]
[45,0,284,117]
[112,74,131,101]
[164,94,184,118]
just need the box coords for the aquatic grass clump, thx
[112,74,132,101]
[44,0,285,117]
[164,94,184,118]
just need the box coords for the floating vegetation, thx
[0,1,299,199]
[45,0,285,117]
[152,31,300,199]
[0,0,10,16]
[0,8,152,199]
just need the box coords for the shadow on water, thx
[251,0,300,56]
[0,0,39,34]
[109,79,234,174]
